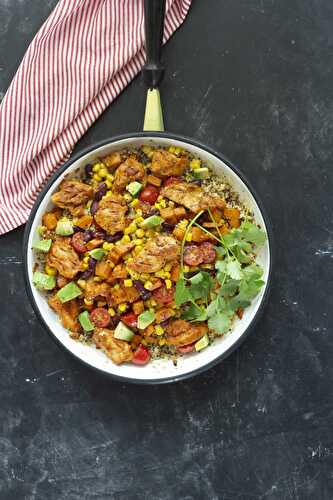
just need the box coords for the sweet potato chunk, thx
[47,237,82,279]
[92,328,133,364]
[102,152,122,170]
[51,180,93,216]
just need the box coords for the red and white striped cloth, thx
[0,0,191,235]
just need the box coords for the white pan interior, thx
[26,136,271,382]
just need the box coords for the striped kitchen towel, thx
[0,0,191,235]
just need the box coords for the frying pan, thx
[23,0,273,384]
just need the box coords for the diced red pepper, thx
[121,312,138,328]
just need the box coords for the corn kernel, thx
[93,277,102,282]
[183,265,190,273]
[118,303,128,312]
[131,198,140,207]
[154,202,161,209]
[86,200,92,209]
[133,238,144,246]
[84,298,94,306]
[135,209,143,217]
[142,145,153,158]
[113,284,120,290]
[155,270,165,278]
[45,264,57,276]
[159,338,167,346]
[106,174,114,181]
[157,195,164,202]
[155,325,164,336]
[82,262,88,270]
[168,146,176,153]
[102,242,112,251]
[190,158,201,170]
[92,164,100,173]
[38,225,47,235]
[165,279,172,289]
[144,280,153,290]
[124,279,133,288]
[108,307,116,316]
[135,228,145,238]
[106,180,113,189]
[77,279,86,289]
[122,235,131,243]
[185,233,193,242]
[83,255,89,264]
[93,174,102,182]
[174,147,183,155]
[124,193,132,202]
[136,216,144,224]
[150,299,157,306]
[164,263,172,272]
[134,245,143,254]
[99,168,108,178]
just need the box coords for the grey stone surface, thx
[0,0,332,498]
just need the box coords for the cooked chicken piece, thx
[151,150,188,177]
[102,152,122,170]
[48,295,80,332]
[51,180,93,216]
[47,237,82,279]
[92,328,133,364]
[94,193,127,235]
[166,319,208,346]
[161,182,226,213]
[85,279,113,305]
[127,235,180,274]
[113,157,145,192]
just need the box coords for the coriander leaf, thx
[175,277,192,306]
[226,259,243,280]
[206,298,219,317]
[242,263,264,281]
[229,278,265,309]
[215,246,227,257]
[208,311,233,334]
[234,246,252,264]
[189,271,213,301]
[239,222,266,246]
[215,259,228,274]
[182,303,208,322]
[218,278,240,297]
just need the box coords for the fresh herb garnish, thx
[175,209,267,332]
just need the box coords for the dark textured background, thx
[1,0,333,499]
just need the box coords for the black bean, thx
[85,164,93,177]
[105,232,123,243]
[90,200,99,215]
[80,269,94,280]
[83,230,93,242]
[73,225,85,233]
[91,229,105,240]
[94,182,107,201]
[109,315,121,328]
[160,319,170,328]
[88,257,97,269]
[134,280,152,300]
[161,222,175,233]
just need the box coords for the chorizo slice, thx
[183,245,203,267]
[199,242,217,263]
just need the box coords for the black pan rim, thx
[23,131,274,385]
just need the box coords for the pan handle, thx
[142,0,165,131]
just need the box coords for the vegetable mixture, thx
[32,145,266,366]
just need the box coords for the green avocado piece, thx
[89,248,106,261]
[55,218,74,236]
[126,181,142,197]
[32,239,52,253]
[33,271,56,290]
[195,333,209,351]
[192,167,209,180]
[140,215,163,229]
[78,311,94,332]
[137,310,155,330]
[56,282,82,303]
[114,322,134,341]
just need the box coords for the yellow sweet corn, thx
[124,279,133,288]
[45,265,57,276]
[99,168,108,178]
[118,303,128,312]
[122,235,131,243]
[185,232,193,242]
[92,164,101,173]
[108,308,116,316]
[77,279,86,289]
[135,228,145,238]
[136,216,144,224]
[38,225,47,235]
[124,193,132,202]
[135,209,143,217]
[93,174,102,182]
[84,298,94,306]
[168,146,176,153]
[134,245,143,254]
[144,280,153,290]
[106,174,114,182]
[183,265,190,273]
[131,198,140,207]
[93,277,102,282]
[155,325,164,336]
[102,242,113,251]
[133,238,144,246]
[124,222,137,234]
[159,338,167,346]
[106,180,113,189]
[190,158,201,170]
[165,279,172,289]
[164,263,172,272]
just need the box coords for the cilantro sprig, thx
[175,209,267,334]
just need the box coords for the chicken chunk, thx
[113,157,145,192]
[161,182,226,213]
[85,279,113,305]
[151,150,188,177]
[111,286,140,305]
[94,193,127,235]
[51,180,93,216]
[47,237,82,279]
[166,320,208,346]
[48,295,80,333]
[127,235,180,274]
[92,328,133,364]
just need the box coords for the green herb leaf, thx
[208,311,233,334]
[189,271,213,301]
[240,222,267,246]
[175,277,193,306]
[182,303,208,322]
[226,259,243,280]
